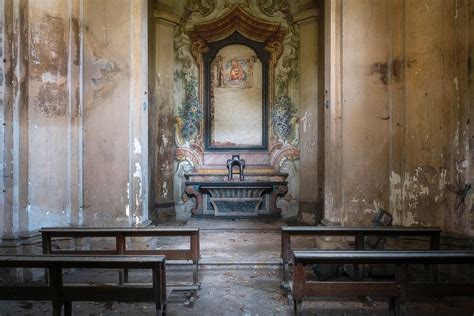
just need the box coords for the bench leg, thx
[393,297,406,316]
[52,301,63,316]
[124,268,129,283]
[293,299,302,316]
[118,268,129,284]
[283,262,289,283]
[396,264,408,316]
[193,260,200,289]
[293,262,305,315]
[388,297,397,316]
[156,302,167,316]
[64,301,72,316]
[430,264,439,282]
[44,268,49,285]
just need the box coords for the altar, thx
[173,13,298,219]
[185,167,288,217]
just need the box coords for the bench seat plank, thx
[293,250,474,264]
[0,255,165,266]
[282,226,442,235]
[40,227,198,236]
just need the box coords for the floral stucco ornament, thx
[272,94,297,143]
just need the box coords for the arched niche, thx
[188,5,286,151]
[203,33,269,151]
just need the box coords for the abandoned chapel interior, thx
[0,0,473,315]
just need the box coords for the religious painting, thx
[208,44,264,148]
[216,56,255,89]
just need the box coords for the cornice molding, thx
[293,8,319,26]
[154,10,181,27]
[188,5,285,44]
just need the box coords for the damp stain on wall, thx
[370,62,388,86]
[30,14,68,118]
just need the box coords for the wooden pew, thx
[292,250,474,315]
[281,226,442,283]
[0,254,166,316]
[40,227,200,292]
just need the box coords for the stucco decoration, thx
[176,75,202,144]
[259,0,290,19]
[271,94,298,145]
[173,1,301,219]
[174,159,195,222]
[187,5,285,104]
[174,30,202,147]
[187,0,217,17]
[175,145,204,167]
[277,157,299,220]
[275,31,299,96]
[174,33,195,86]
[270,12,299,146]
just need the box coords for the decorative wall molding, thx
[188,5,286,104]
[172,1,302,220]
[188,5,284,44]
[154,10,181,26]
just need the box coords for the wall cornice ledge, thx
[293,8,319,25]
[154,10,181,26]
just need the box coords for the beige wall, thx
[296,8,323,222]
[324,0,473,236]
[341,0,390,225]
[1,0,473,238]
[1,0,148,237]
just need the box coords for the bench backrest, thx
[282,226,442,235]
[0,254,166,308]
[40,227,200,261]
[0,254,166,269]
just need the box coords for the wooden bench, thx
[281,226,442,283]
[0,254,166,315]
[292,250,474,315]
[40,227,200,292]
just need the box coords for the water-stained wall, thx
[1,0,148,237]
[28,0,70,230]
[324,0,474,236]
[1,0,473,239]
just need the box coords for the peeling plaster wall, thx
[1,0,149,237]
[390,0,449,228]
[2,0,30,236]
[469,1,474,234]
[338,0,391,226]
[389,0,473,234]
[152,12,177,219]
[325,0,473,236]
[0,0,5,235]
[82,0,148,227]
[1,0,472,237]
[27,0,69,230]
[82,0,131,226]
[296,8,322,222]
